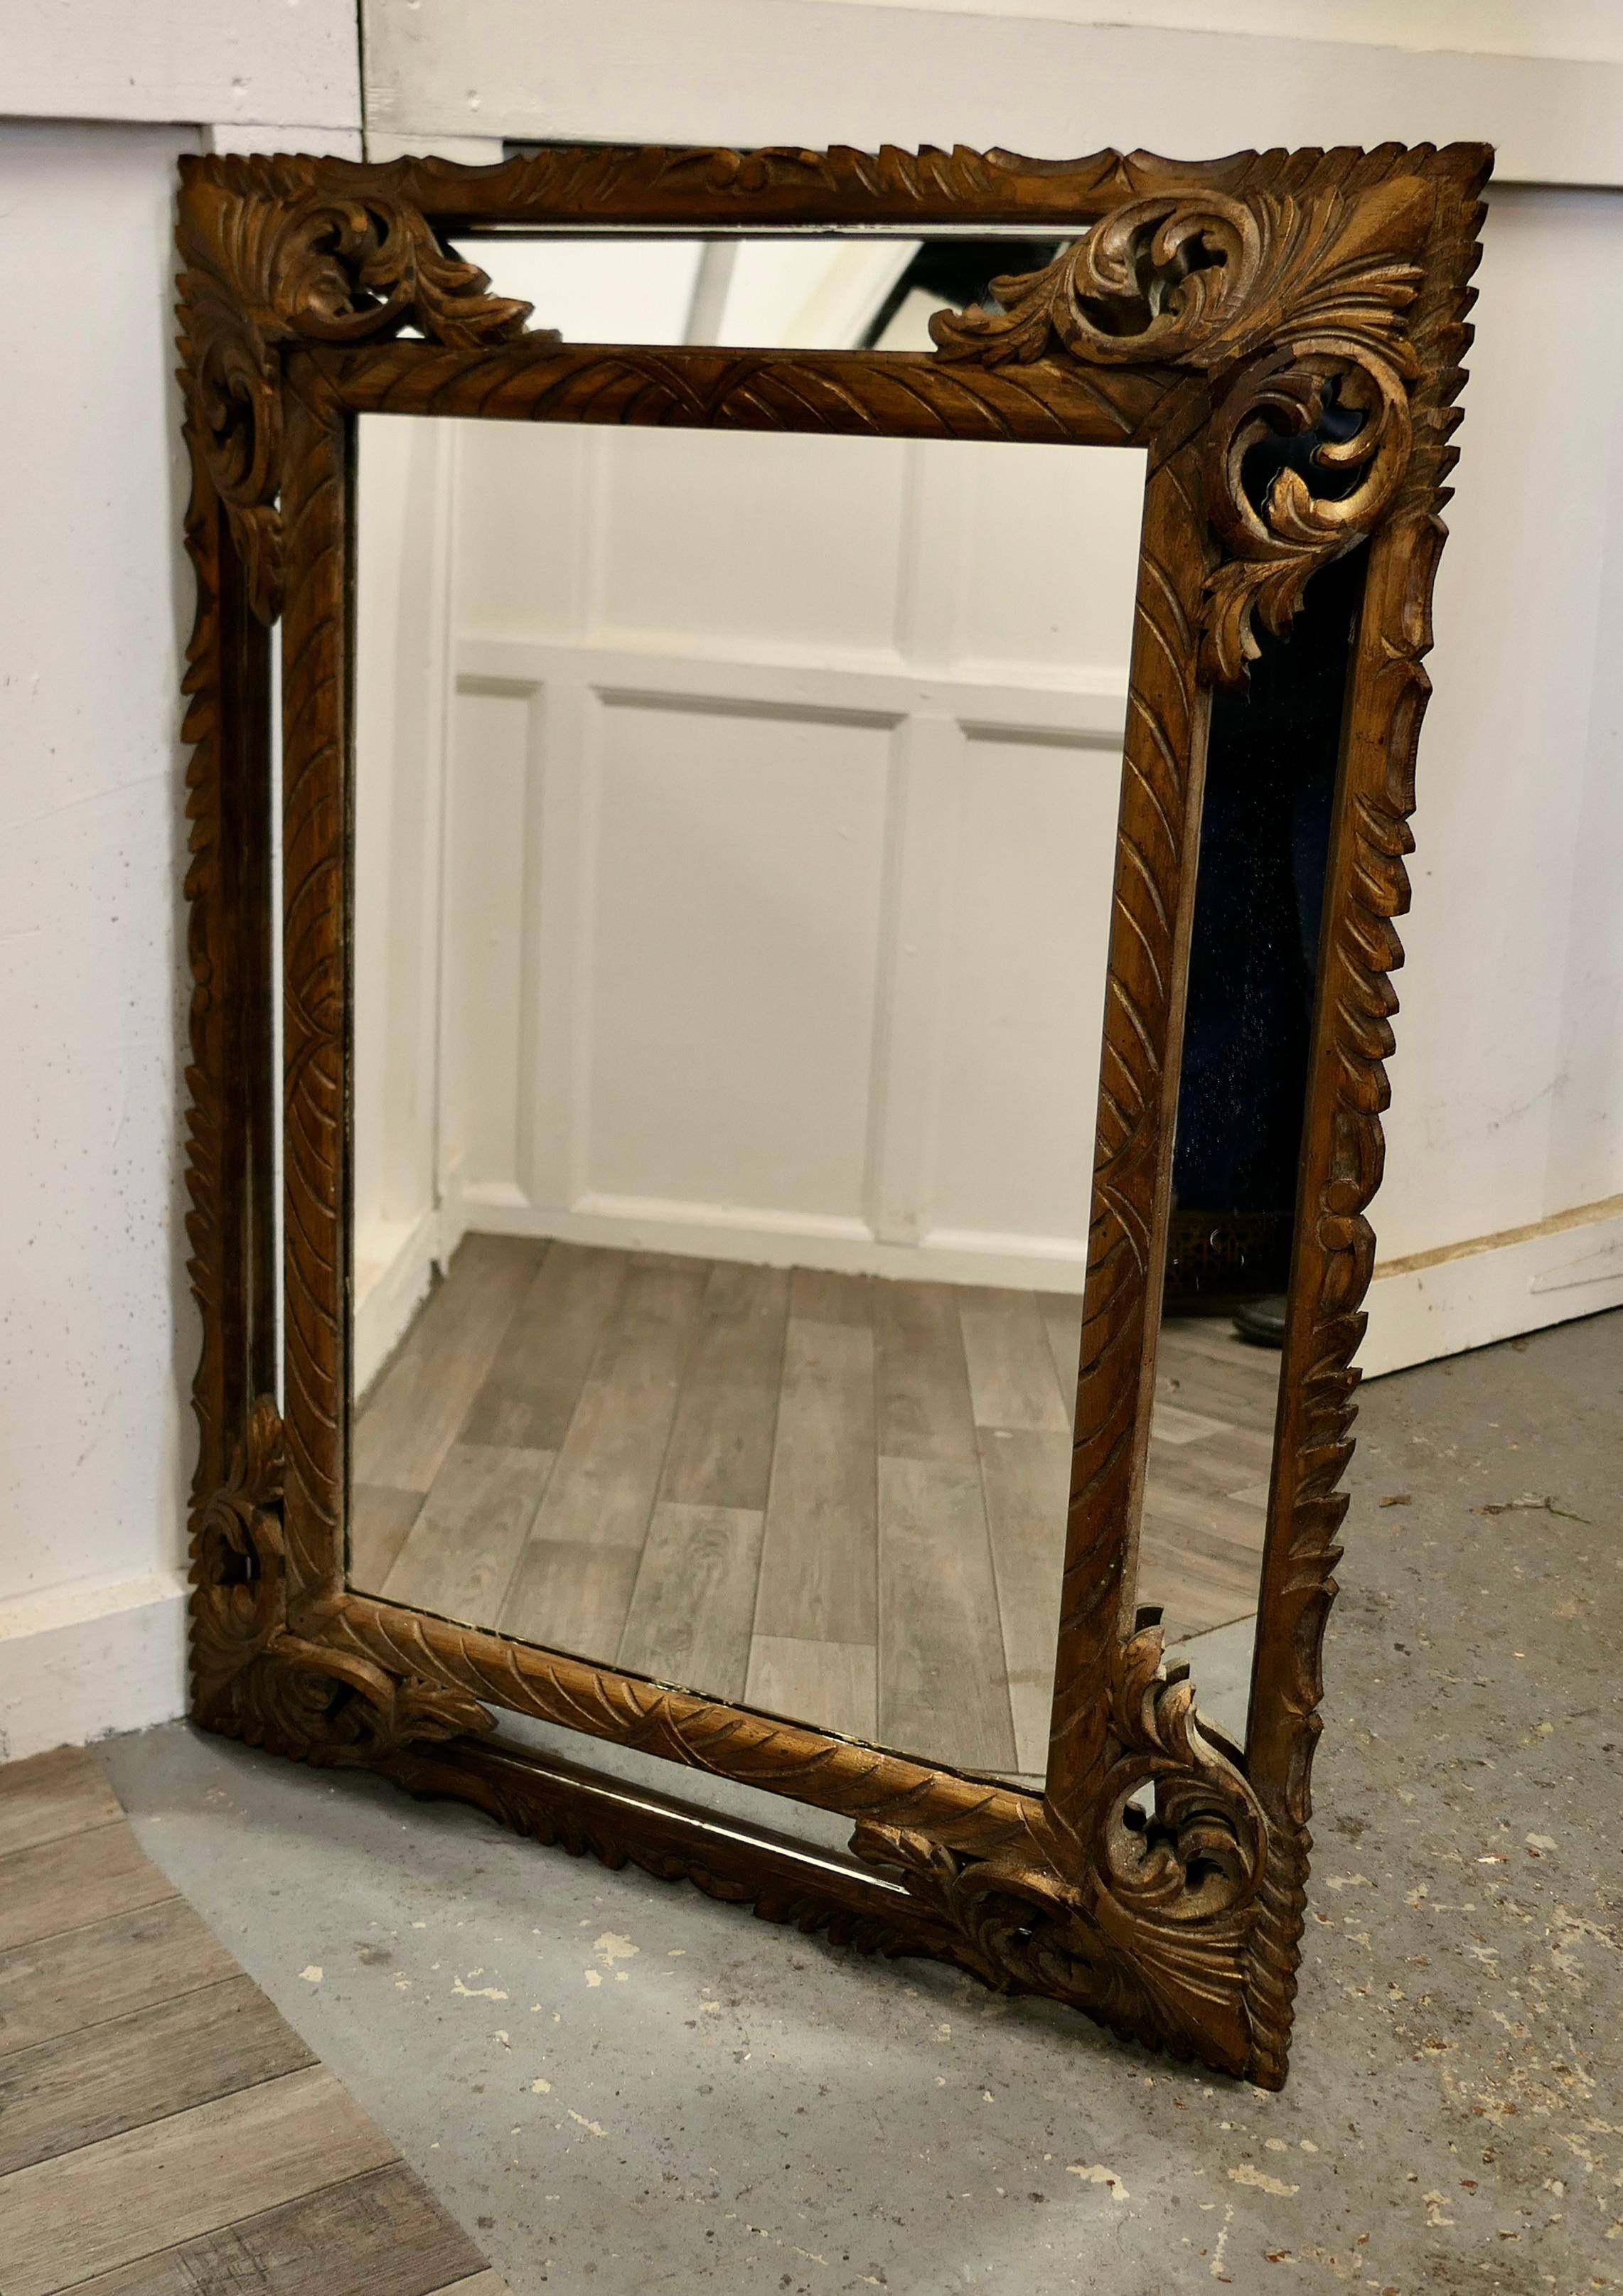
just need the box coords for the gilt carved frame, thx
[178,139,1487,2086]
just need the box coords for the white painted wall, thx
[0,9,360,1760]
[1360,186,1623,1373]
[0,119,200,1759]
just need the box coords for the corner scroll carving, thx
[851,1611,1269,2069]
[176,158,536,622]
[930,178,1434,680]
[190,1392,495,1761]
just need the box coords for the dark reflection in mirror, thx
[1147,537,1368,1738]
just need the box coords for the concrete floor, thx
[102,1309,1623,2294]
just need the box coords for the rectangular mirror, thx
[1144,540,1367,1736]
[348,406,1144,1791]
[178,142,1488,2088]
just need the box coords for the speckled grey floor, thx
[102,1308,1623,2295]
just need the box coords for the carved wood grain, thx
[177,139,1491,2087]
[323,338,1164,448]
[1044,438,1214,1847]
[336,1592,1046,1858]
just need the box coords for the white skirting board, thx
[1361,1195,1623,1380]
[451,1187,1093,1297]
[0,1571,189,1765]
[363,1191,1623,1395]
[354,1202,443,1402]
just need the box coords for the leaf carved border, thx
[178,139,1489,2086]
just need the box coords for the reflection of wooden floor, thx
[353,1235,1279,1781]
[0,1747,505,2295]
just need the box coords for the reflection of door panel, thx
[353,415,455,1375]
[441,426,1140,1277]
[355,399,1146,1388]
[587,695,893,1220]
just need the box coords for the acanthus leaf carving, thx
[930,178,1433,681]
[1198,345,1413,682]
[176,158,537,622]
[190,1393,495,1760]
[225,1634,496,1766]
[851,1610,1269,2069]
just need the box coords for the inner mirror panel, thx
[444,228,1077,353]
[346,233,1175,1792]
[1142,543,1367,1747]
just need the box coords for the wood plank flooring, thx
[355,1235,1281,1779]
[0,1746,506,2296]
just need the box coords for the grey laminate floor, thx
[0,1744,507,2296]
[102,1305,1623,2296]
[352,1235,1279,1780]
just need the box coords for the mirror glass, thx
[441,229,1076,353]
[347,233,1175,1791]
[1140,542,1365,1746]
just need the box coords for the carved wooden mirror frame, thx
[178,139,1488,2086]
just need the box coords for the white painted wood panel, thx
[442,687,532,1208]
[362,0,1623,190]
[585,695,895,1221]
[1362,187,1623,1375]
[594,429,910,655]
[958,441,1144,675]
[456,427,593,643]
[928,729,1121,1254]
[353,417,461,1384]
[11,0,360,132]
[798,0,1623,49]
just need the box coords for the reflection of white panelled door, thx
[444,422,1141,1265]
[353,267,1145,1390]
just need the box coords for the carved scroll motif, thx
[931,180,1434,679]
[176,158,535,621]
[190,1392,493,1762]
[852,1611,1270,2069]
